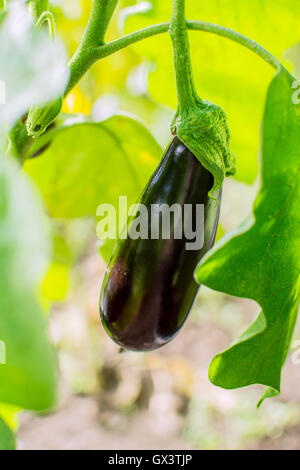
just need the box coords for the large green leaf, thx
[24,115,162,260]
[24,115,161,217]
[0,1,69,412]
[0,158,57,410]
[195,68,300,398]
[0,418,15,451]
[121,0,300,183]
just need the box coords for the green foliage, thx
[24,115,162,260]
[169,1,234,193]
[0,0,299,429]
[122,0,300,183]
[0,3,68,131]
[28,0,49,22]
[0,418,15,450]
[0,157,57,410]
[174,101,235,194]
[195,68,300,400]
[24,115,161,218]
[0,0,6,14]
[0,2,68,413]
[27,97,63,137]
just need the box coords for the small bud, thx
[26,97,62,138]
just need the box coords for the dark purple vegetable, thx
[100,137,222,351]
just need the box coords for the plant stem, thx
[169,0,200,113]
[96,23,170,59]
[99,21,281,71]
[66,0,119,95]
[29,0,49,22]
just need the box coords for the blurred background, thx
[17,183,300,451]
[5,0,300,449]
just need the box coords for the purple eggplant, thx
[100,137,222,351]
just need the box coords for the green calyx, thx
[26,97,62,138]
[172,100,235,194]
[169,0,235,194]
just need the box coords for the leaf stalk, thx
[169,0,201,113]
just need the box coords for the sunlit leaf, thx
[24,114,162,261]
[0,418,15,451]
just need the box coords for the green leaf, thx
[24,115,161,217]
[0,2,68,131]
[257,387,279,409]
[195,68,300,398]
[0,0,66,413]
[122,0,300,183]
[0,157,57,411]
[24,115,162,261]
[0,418,15,451]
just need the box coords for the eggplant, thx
[100,137,222,351]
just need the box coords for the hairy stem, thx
[66,0,119,95]
[169,0,200,112]
[79,0,118,48]
[66,20,281,97]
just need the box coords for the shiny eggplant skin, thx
[100,137,222,351]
